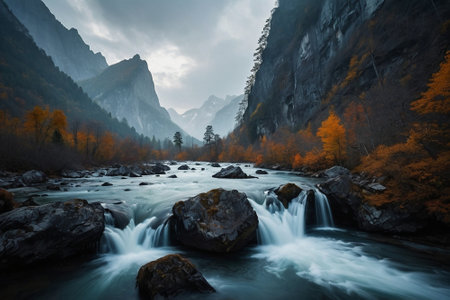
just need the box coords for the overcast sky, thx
[42,0,275,113]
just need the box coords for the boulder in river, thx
[274,183,302,208]
[178,164,190,170]
[212,166,256,179]
[103,202,133,229]
[102,182,113,186]
[20,170,47,185]
[0,199,104,266]
[136,254,215,299]
[210,163,221,167]
[256,170,268,175]
[171,189,258,252]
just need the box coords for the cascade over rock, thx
[171,189,258,252]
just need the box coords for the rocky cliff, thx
[80,55,191,141]
[5,0,107,81]
[243,0,450,143]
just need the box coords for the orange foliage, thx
[411,50,450,115]
[317,109,347,164]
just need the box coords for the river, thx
[11,163,450,299]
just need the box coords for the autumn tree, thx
[411,50,450,115]
[317,109,347,164]
[173,131,183,152]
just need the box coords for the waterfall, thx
[251,189,334,245]
[101,217,170,254]
[314,188,334,228]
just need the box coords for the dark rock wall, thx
[243,0,450,142]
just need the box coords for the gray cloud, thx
[42,0,275,112]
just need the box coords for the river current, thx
[13,163,450,299]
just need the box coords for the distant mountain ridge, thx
[4,0,107,81]
[0,0,138,138]
[79,55,194,142]
[169,95,236,139]
[210,94,243,137]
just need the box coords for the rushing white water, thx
[102,217,170,254]
[314,188,334,228]
[29,162,450,300]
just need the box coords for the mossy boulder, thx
[136,254,215,299]
[171,189,258,252]
[275,183,302,208]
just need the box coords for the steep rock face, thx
[0,1,138,138]
[243,0,449,140]
[169,95,230,140]
[210,94,243,137]
[80,55,191,141]
[5,0,107,81]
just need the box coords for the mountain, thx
[0,0,137,138]
[79,55,193,142]
[241,0,450,144]
[168,95,230,140]
[210,94,243,137]
[4,0,107,81]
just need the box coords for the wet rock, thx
[210,163,221,167]
[46,184,60,191]
[323,166,350,178]
[20,170,47,185]
[212,166,256,179]
[357,202,426,233]
[136,254,215,299]
[191,168,196,171]
[104,202,132,229]
[107,166,131,177]
[0,199,104,266]
[168,175,178,178]
[129,171,141,178]
[20,198,39,207]
[139,182,151,186]
[256,170,268,175]
[171,189,258,252]
[169,161,178,165]
[0,189,15,214]
[145,163,168,175]
[124,189,131,192]
[102,182,113,186]
[61,170,84,178]
[178,165,190,170]
[366,183,386,193]
[274,183,302,208]
[317,175,361,227]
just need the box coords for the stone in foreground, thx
[212,166,256,179]
[136,254,215,299]
[0,188,15,214]
[171,189,258,252]
[0,199,104,266]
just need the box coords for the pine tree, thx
[173,131,183,152]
